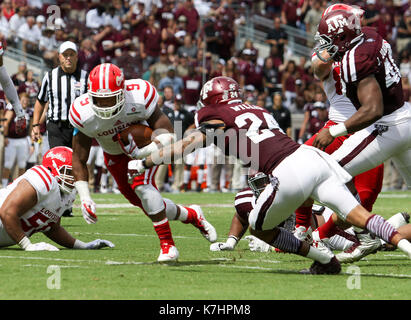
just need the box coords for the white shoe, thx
[312,238,334,259]
[336,232,381,263]
[112,187,121,194]
[293,226,312,243]
[100,185,108,194]
[157,244,179,262]
[189,205,217,243]
[386,212,410,229]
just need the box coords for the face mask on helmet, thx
[42,147,75,194]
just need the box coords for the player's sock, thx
[153,218,175,247]
[163,198,188,222]
[183,170,191,184]
[365,214,398,244]
[197,169,204,185]
[313,217,339,240]
[295,205,312,230]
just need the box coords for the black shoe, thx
[62,209,74,217]
[300,256,341,275]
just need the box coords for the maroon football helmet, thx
[198,76,242,108]
[314,9,363,62]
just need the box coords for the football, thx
[118,124,153,148]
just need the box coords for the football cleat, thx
[386,212,410,229]
[300,256,341,275]
[336,232,381,263]
[157,244,179,263]
[293,225,313,244]
[312,238,334,259]
[189,205,217,243]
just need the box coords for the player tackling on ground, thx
[128,76,411,274]
[69,63,217,263]
[0,146,114,251]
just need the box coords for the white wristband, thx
[73,239,87,249]
[137,141,159,159]
[155,133,176,147]
[329,123,348,138]
[18,236,31,249]
[74,180,91,202]
[226,235,238,248]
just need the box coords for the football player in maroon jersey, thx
[308,8,411,261]
[128,76,411,274]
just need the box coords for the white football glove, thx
[81,198,97,224]
[25,242,59,251]
[14,111,27,135]
[127,159,147,183]
[117,133,140,159]
[84,239,115,249]
[210,242,235,251]
[245,235,272,252]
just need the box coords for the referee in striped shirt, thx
[32,41,88,148]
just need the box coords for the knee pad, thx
[134,184,165,215]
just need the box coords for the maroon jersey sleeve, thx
[341,27,404,115]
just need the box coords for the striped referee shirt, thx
[37,65,88,122]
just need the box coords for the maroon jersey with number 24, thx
[195,101,300,174]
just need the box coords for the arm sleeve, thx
[0,66,23,116]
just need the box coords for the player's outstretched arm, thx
[44,223,114,249]
[311,51,333,81]
[72,131,98,224]
[210,213,248,251]
[0,179,58,251]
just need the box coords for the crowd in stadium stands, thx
[0,0,409,194]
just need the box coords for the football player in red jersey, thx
[128,76,411,274]
[70,63,217,262]
[308,8,411,261]
[0,147,114,251]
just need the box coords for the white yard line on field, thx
[2,255,410,279]
[73,203,233,209]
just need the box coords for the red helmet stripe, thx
[31,166,50,191]
[104,63,110,90]
[99,64,105,89]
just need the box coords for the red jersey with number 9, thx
[195,101,300,174]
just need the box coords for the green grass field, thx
[0,191,410,300]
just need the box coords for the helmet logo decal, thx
[46,151,66,162]
[116,73,124,87]
[201,80,214,100]
[326,14,348,33]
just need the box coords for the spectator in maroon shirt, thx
[210,59,225,79]
[140,14,162,71]
[281,0,300,28]
[223,58,240,83]
[156,0,177,30]
[161,18,179,49]
[182,65,202,108]
[17,70,39,108]
[174,0,199,36]
[78,38,101,73]
[127,0,147,40]
[216,15,235,61]
[94,24,131,64]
